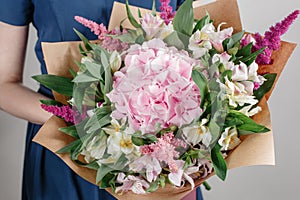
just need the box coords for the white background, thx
[0,0,299,199]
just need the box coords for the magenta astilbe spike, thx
[41,104,75,123]
[74,16,108,40]
[254,10,300,65]
[159,0,176,25]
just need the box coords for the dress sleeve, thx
[0,0,34,26]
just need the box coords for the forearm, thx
[0,82,52,124]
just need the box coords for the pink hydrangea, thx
[107,38,202,133]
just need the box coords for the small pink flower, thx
[107,38,202,133]
[139,132,186,173]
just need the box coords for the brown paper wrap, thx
[33,0,296,199]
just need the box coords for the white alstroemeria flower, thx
[141,13,164,40]
[156,22,174,39]
[239,105,262,117]
[231,62,248,82]
[188,29,212,58]
[129,155,162,183]
[219,77,258,107]
[109,51,122,73]
[182,118,212,147]
[212,52,235,70]
[168,160,201,190]
[248,62,266,85]
[208,23,233,52]
[81,134,107,163]
[218,127,241,151]
[115,173,150,194]
[103,118,135,160]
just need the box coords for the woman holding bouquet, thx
[0,0,203,199]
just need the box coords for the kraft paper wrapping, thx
[33,0,296,199]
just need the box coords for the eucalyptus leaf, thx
[72,72,99,83]
[59,125,80,139]
[56,139,82,154]
[173,0,194,36]
[192,70,208,108]
[163,32,185,50]
[84,61,102,79]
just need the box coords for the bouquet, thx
[32,0,298,199]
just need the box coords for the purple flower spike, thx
[254,10,300,65]
[159,0,176,25]
[41,104,75,124]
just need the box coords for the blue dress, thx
[0,0,203,199]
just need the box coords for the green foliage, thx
[132,131,158,146]
[211,144,227,181]
[125,0,142,28]
[228,111,270,134]
[192,70,208,109]
[193,14,210,33]
[254,74,277,101]
[173,0,194,36]
[59,125,80,139]
[32,74,74,97]
[40,99,62,106]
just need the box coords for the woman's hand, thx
[0,21,51,124]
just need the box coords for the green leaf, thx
[56,139,81,154]
[240,47,265,65]
[138,8,142,18]
[228,110,270,134]
[68,68,78,78]
[228,31,245,50]
[163,32,185,50]
[59,125,80,139]
[132,131,158,146]
[73,82,90,113]
[209,119,221,146]
[84,61,103,80]
[96,165,115,184]
[254,73,277,101]
[135,34,145,45]
[72,72,99,83]
[236,43,253,57]
[192,70,208,108]
[211,144,227,181]
[220,70,232,83]
[32,74,74,96]
[110,30,138,43]
[159,175,166,188]
[192,14,210,33]
[173,0,194,36]
[147,181,159,192]
[151,0,157,16]
[100,173,116,188]
[79,44,88,56]
[125,0,142,28]
[85,114,111,133]
[40,99,62,106]
[74,29,92,51]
